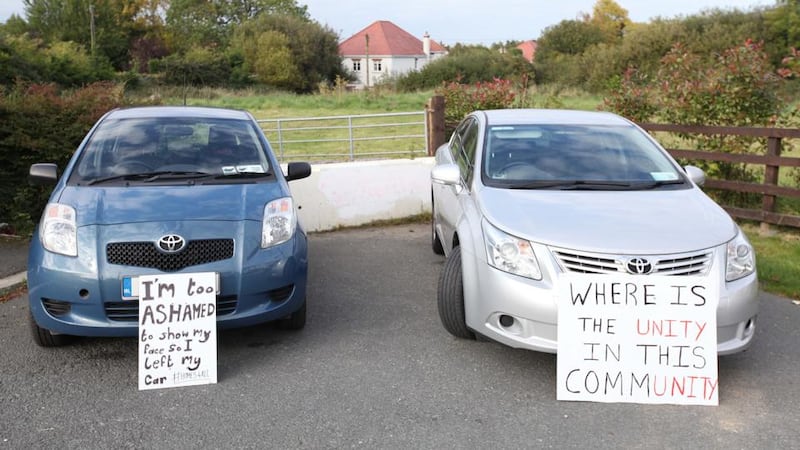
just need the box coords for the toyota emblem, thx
[626,257,653,275]
[157,234,186,253]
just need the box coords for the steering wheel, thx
[495,161,532,178]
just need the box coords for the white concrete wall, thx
[288,158,435,232]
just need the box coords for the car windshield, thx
[69,116,271,184]
[482,124,686,189]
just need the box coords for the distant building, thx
[516,40,538,62]
[339,20,448,88]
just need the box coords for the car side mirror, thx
[29,163,58,185]
[431,164,461,186]
[285,162,311,181]
[684,165,705,187]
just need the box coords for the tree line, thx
[0,0,347,93]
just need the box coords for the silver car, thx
[431,109,758,355]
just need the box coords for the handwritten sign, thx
[556,274,718,405]
[138,272,217,390]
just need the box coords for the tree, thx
[0,14,31,36]
[232,28,298,87]
[536,20,604,56]
[766,0,800,64]
[230,14,344,92]
[23,0,158,70]
[0,33,113,86]
[533,19,604,85]
[165,0,308,52]
[587,0,631,43]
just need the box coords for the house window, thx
[372,60,382,72]
[352,59,361,71]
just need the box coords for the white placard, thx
[138,272,218,390]
[556,274,718,405]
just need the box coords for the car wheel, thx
[431,193,444,255]
[29,313,71,347]
[437,246,474,339]
[277,298,306,330]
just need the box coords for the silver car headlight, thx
[726,229,755,281]
[40,203,77,257]
[483,220,542,280]
[262,197,296,248]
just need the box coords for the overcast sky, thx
[0,0,771,45]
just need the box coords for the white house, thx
[339,20,448,88]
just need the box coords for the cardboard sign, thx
[556,274,718,405]
[138,272,218,390]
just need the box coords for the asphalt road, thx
[1,224,799,449]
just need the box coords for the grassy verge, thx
[742,223,800,300]
[146,87,435,118]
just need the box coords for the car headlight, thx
[262,197,296,248]
[726,229,755,281]
[40,203,77,257]
[483,220,542,280]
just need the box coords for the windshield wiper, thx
[212,171,270,179]
[86,171,213,185]
[506,180,636,190]
[86,173,153,185]
[141,171,213,182]
[632,179,686,189]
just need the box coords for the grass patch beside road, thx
[743,223,800,300]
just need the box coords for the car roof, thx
[478,109,634,127]
[103,106,252,121]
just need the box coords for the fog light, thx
[499,315,515,327]
[744,317,756,337]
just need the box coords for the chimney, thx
[423,32,431,61]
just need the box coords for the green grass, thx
[147,86,605,162]
[743,223,800,300]
[148,86,434,118]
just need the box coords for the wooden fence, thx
[639,123,800,230]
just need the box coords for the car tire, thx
[277,298,306,330]
[431,194,444,255]
[29,313,71,347]
[437,246,474,339]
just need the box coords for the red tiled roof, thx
[339,20,446,56]
[516,40,537,62]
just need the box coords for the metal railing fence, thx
[258,111,428,163]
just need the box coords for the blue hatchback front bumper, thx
[28,221,308,337]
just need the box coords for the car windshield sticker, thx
[651,172,679,181]
[221,165,265,175]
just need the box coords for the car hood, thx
[478,187,737,254]
[57,183,284,225]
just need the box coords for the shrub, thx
[0,82,137,233]
[151,47,233,87]
[603,40,785,207]
[602,67,656,122]
[396,46,534,92]
[437,78,516,134]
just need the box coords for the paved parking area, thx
[1,224,799,448]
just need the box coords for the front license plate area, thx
[122,273,220,300]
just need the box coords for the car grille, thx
[105,295,238,322]
[552,248,713,276]
[106,239,234,272]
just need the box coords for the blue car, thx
[27,106,311,346]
